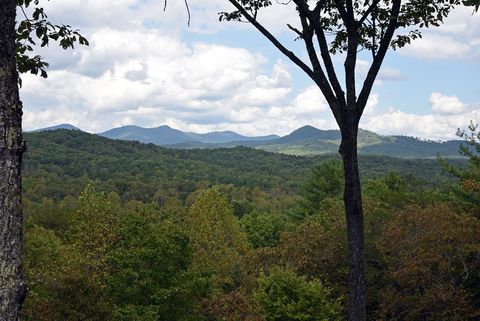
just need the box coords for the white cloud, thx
[292,85,328,113]
[361,93,479,140]
[362,109,480,140]
[429,92,466,114]
[400,35,470,59]
[19,0,480,140]
[397,6,480,60]
[21,28,300,134]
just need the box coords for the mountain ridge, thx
[30,123,464,158]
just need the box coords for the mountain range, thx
[99,125,279,145]
[32,124,464,158]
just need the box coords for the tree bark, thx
[339,119,366,321]
[0,1,27,321]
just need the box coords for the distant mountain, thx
[99,125,280,145]
[100,125,193,145]
[37,123,463,158]
[171,125,464,159]
[30,123,81,132]
[276,125,341,143]
[359,136,463,158]
[187,131,279,144]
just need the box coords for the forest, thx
[1,0,480,319]
[20,128,480,321]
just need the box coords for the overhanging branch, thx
[227,0,339,107]
[227,0,316,83]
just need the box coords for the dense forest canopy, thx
[19,128,480,320]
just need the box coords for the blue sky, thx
[20,0,480,139]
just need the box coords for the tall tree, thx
[0,1,87,319]
[218,0,474,319]
[0,2,26,321]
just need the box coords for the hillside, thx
[23,130,462,203]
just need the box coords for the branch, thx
[298,8,342,115]
[287,23,302,37]
[291,0,345,109]
[358,0,381,26]
[346,0,354,18]
[333,0,353,30]
[344,32,358,111]
[184,0,191,26]
[165,0,191,26]
[311,18,346,107]
[227,0,338,106]
[357,0,401,119]
[291,0,311,17]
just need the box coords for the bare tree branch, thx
[166,0,191,26]
[291,0,345,108]
[227,0,339,107]
[298,8,343,118]
[357,0,401,118]
[344,32,358,112]
[287,23,302,37]
[311,16,346,107]
[184,0,191,26]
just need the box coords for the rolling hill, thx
[22,129,463,203]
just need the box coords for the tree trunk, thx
[339,121,366,321]
[0,1,27,321]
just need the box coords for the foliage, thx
[107,206,210,321]
[23,195,76,232]
[22,186,118,321]
[298,160,344,218]
[377,203,480,320]
[20,127,480,320]
[464,0,480,12]
[187,187,252,291]
[23,130,462,205]
[241,211,287,248]
[201,291,265,321]
[254,268,343,321]
[440,122,480,216]
[15,0,88,80]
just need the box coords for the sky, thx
[20,0,480,140]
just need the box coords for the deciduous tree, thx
[217,0,475,318]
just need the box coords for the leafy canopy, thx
[221,0,472,53]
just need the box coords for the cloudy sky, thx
[20,0,480,139]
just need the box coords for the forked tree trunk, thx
[339,119,366,321]
[0,1,27,320]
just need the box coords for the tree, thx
[255,267,343,321]
[1,1,87,319]
[218,0,472,319]
[298,160,343,218]
[187,187,251,291]
[440,122,480,216]
[0,2,27,320]
[107,206,210,321]
[377,203,480,320]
